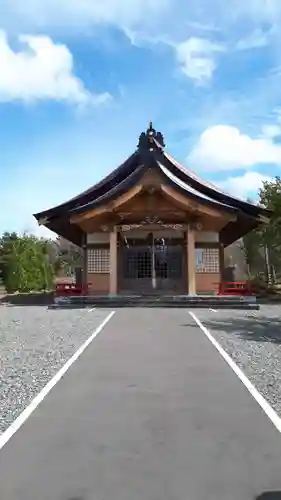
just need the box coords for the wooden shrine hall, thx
[34,123,271,296]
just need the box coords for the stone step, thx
[51,295,259,310]
[50,304,259,310]
[57,294,257,302]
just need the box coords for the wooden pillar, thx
[82,232,88,293]
[219,243,225,282]
[109,229,118,295]
[187,226,196,295]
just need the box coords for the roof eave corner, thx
[34,215,50,226]
[258,213,271,224]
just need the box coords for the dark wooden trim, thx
[219,243,225,281]
[120,238,184,247]
[82,232,88,288]
[87,272,110,275]
[87,243,110,250]
[195,271,220,274]
[195,242,220,249]
[117,223,190,232]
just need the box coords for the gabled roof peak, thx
[137,122,165,150]
[34,123,271,246]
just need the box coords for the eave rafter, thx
[38,216,50,226]
[258,214,270,224]
[70,184,144,224]
[69,177,238,227]
[160,185,237,221]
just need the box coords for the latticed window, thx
[87,248,110,273]
[196,248,219,273]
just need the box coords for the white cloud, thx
[175,37,225,83]
[1,0,281,88]
[235,28,270,50]
[23,222,57,240]
[1,0,281,51]
[0,0,170,33]
[218,171,272,200]
[261,124,281,138]
[188,124,281,170]
[1,0,280,31]
[0,31,111,104]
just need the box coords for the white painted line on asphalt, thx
[189,311,281,434]
[88,307,96,312]
[0,310,116,451]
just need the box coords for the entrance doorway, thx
[119,233,185,294]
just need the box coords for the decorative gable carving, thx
[137,122,165,150]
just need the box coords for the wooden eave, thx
[33,123,273,245]
[70,184,144,223]
[70,164,238,226]
[157,147,271,221]
[33,152,139,222]
[40,217,84,246]
[220,215,264,246]
[68,158,238,220]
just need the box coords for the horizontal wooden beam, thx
[117,222,190,232]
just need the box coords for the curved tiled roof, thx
[33,123,271,245]
[161,149,268,218]
[69,164,146,215]
[157,162,236,212]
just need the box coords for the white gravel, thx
[194,305,281,418]
[0,306,111,433]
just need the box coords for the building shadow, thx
[193,314,281,345]
[0,292,54,306]
[256,493,281,500]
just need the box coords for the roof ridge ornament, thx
[137,122,165,150]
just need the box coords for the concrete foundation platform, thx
[51,294,259,310]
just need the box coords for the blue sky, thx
[0,0,281,238]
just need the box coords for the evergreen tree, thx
[0,233,54,293]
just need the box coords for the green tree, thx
[258,176,281,250]
[50,236,82,276]
[241,230,263,277]
[0,232,19,288]
[0,233,54,293]
[257,177,281,281]
[240,199,264,277]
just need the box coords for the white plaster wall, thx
[87,233,110,244]
[195,231,219,243]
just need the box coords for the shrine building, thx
[34,123,271,296]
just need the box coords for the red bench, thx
[55,283,89,297]
[218,281,254,296]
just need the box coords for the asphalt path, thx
[1,308,281,500]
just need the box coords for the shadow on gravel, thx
[195,315,281,344]
[0,292,54,306]
[256,493,281,500]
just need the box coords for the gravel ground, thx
[194,305,281,417]
[2,303,281,437]
[0,305,111,434]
